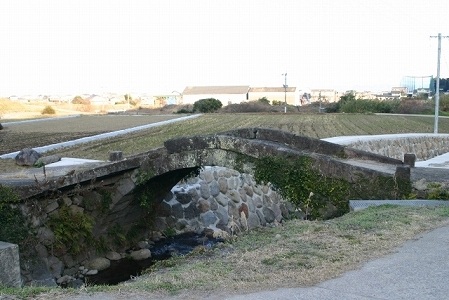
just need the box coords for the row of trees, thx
[326,92,449,115]
[437,78,449,92]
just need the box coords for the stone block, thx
[36,154,61,166]
[227,190,241,203]
[130,249,151,261]
[218,177,228,194]
[197,199,210,213]
[209,197,219,211]
[116,177,135,196]
[209,180,220,197]
[395,165,411,181]
[86,257,111,271]
[199,182,211,199]
[15,148,41,166]
[109,151,123,161]
[247,213,260,229]
[215,194,229,207]
[262,207,276,223]
[175,192,193,205]
[404,153,416,167]
[45,200,59,214]
[200,211,217,227]
[0,241,22,287]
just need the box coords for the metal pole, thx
[434,33,442,134]
[282,73,287,113]
[430,33,449,133]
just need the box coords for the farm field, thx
[1,112,449,161]
[0,114,182,155]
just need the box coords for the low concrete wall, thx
[0,241,22,287]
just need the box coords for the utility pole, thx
[430,33,449,133]
[282,73,287,113]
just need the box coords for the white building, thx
[248,87,298,106]
[182,86,250,105]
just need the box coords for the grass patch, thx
[5,205,448,299]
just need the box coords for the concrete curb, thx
[349,199,449,211]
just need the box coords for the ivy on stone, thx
[254,156,350,219]
[47,206,94,256]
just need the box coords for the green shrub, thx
[258,97,270,105]
[439,95,449,112]
[220,101,282,113]
[72,95,85,104]
[339,98,399,113]
[47,206,94,255]
[176,108,193,114]
[193,98,223,113]
[272,100,284,106]
[394,99,433,114]
[41,105,56,115]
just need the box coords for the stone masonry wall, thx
[154,166,297,236]
[342,136,449,161]
[16,166,296,287]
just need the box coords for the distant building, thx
[355,91,376,99]
[310,89,340,103]
[182,86,250,105]
[248,87,298,105]
[400,76,434,96]
[152,95,178,107]
[86,95,108,105]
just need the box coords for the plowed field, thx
[0,114,182,155]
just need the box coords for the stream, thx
[84,232,223,285]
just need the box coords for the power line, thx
[430,33,449,134]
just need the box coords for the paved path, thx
[224,223,449,300]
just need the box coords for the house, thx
[248,87,298,105]
[182,86,250,105]
[355,91,376,100]
[152,95,179,107]
[86,95,108,105]
[310,89,340,103]
[391,87,408,98]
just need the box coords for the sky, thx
[1,0,449,96]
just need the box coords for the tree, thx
[258,97,270,105]
[72,96,84,104]
[193,98,223,113]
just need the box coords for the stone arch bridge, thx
[7,127,411,241]
[2,128,413,285]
